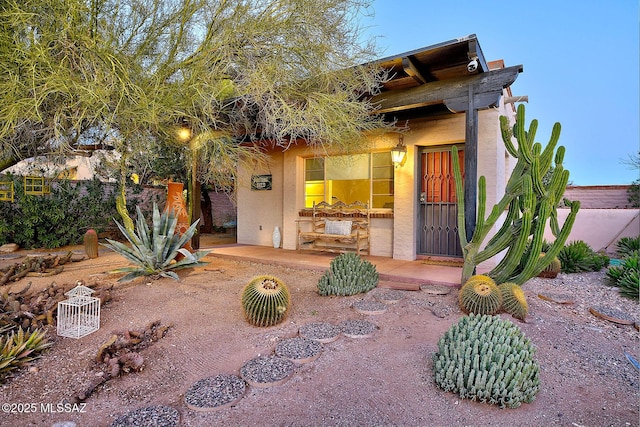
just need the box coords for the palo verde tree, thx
[0,0,393,228]
[453,104,580,285]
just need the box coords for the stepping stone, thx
[353,299,387,315]
[184,374,246,412]
[240,355,294,388]
[339,319,378,338]
[589,306,636,325]
[111,405,179,427]
[276,337,323,364]
[299,322,341,343]
[420,284,453,295]
[375,289,405,304]
[538,292,574,304]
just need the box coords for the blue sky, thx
[363,0,639,185]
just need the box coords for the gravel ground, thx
[0,255,638,427]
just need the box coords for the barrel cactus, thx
[433,313,540,408]
[83,229,99,259]
[458,275,502,315]
[317,252,379,296]
[537,253,561,278]
[499,282,529,320]
[241,276,291,327]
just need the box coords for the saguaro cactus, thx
[453,104,580,285]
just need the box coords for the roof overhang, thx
[369,34,523,120]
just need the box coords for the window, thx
[304,152,394,209]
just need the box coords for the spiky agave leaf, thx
[101,202,210,282]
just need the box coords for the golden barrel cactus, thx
[241,275,291,327]
[499,282,529,320]
[458,275,502,315]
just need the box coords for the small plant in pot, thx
[102,203,210,282]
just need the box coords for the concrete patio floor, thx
[199,235,463,290]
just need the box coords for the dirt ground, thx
[0,241,639,427]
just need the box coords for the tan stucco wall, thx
[237,152,285,247]
[546,209,640,255]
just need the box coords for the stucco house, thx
[235,34,524,266]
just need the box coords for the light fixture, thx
[391,135,407,168]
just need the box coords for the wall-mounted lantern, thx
[391,135,407,168]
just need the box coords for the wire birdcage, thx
[57,285,101,338]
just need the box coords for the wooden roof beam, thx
[371,65,523,114]
[402,56,427,85]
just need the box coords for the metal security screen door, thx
[418,147,464,257]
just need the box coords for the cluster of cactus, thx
[452,104,580,285]
[317,252,379,296]
[1,327,52,383]
[241,275,291,327]
[606,237,639,301]
[458,275,528,320]
[432,313,540,408]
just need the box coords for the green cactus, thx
[83,229,99,259]
[498,282,529,320]
[317,252,379,296]
[536,253,561,279]
[433,313,540,408]
[458,275,502,315]
[242,275,291,327]
[452,104,580,285]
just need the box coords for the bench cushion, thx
[324,219,352,235]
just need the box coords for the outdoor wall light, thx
[391,136,407,168]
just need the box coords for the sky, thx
[363,0,639,185]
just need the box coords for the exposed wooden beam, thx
[402,56,426,85]
[371,65,523,114]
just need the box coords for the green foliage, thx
[452,104,580,285]
[606,250,639,301]
[317,252,379,296]
[241,275,291,327]
[433,313,540,408]
[616,236,640,257]
[498,283,529,320]
[558,240,609,273]
[0,327,52,383]
[458,275,502,315]
[0,175,118,249]
[102,203,209,282]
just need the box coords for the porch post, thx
[464,84,478,243]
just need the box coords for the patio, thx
[200,235,462,289]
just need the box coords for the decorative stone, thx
[275,337,323,364]
[111,405,180,427]
[0,243,19,253]
[420,284,453,295]
[353,299,388,315]
[374,289,405,304]
[299,322,341,343]
[339,319,378,338]
[589,306,636,325]
[184,374,246,412]
[240,356,294,388]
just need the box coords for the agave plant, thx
[1,328,52,382]
[102,203,210,282]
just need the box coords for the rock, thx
[0,243,19,253]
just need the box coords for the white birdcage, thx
[57,285,101,338]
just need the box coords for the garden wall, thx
[547,185,638,255]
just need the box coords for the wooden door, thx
[418,147,464,257]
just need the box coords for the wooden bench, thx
[297,201,370,255]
